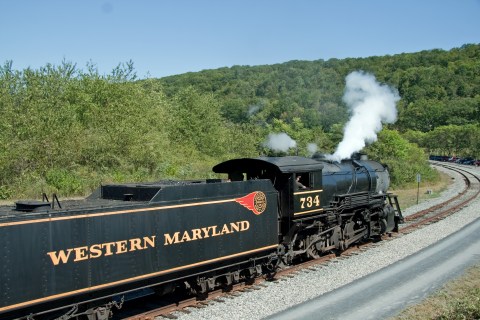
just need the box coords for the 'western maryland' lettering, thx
[47,236,156,266]
[164,220,250,245]
[47,220,251,265]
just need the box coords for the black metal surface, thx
[0,179,278,319]
[14,200,51,212]
[320,159,389,208]
[213,156,324,175]
[0,155,394,319]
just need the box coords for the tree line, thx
[0,61,258,198]
[1,44,479,198]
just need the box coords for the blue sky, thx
[1,0,479,79]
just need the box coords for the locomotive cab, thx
[213,156,324,219]
[291,170,324,217]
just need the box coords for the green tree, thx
[166,87,228,158]
[366,129,437,187]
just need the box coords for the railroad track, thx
[401,163,480,232]
[120,163,480,320]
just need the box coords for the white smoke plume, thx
[307,143,318,156]
[327,71,400,162]
[248,105,261,116]
[263,133,297,152]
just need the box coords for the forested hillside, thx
[1,44,479,198]
[158,44,479,155]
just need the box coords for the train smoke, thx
[328,71,400,162]
[248,105,261,116]
[263,133,297,152]
[307,143,318,156]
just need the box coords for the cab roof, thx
[212,156,324,174]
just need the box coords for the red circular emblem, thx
[235,191,267,215]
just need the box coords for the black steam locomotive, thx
[0,154,402,320]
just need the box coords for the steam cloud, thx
[307,143,318,156]
[327,71,400,162]
[248,105,261,116]
[263,133,297,152]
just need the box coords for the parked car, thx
[460,157,475,165]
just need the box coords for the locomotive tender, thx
[0,154,402,320]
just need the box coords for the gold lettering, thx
[164,232,180,245]
[163,220,252,246]
[220,224,232,235]
[73,246,89,262]
[102,242,116,256]
[181,231,192,242]
[47,249,73,266]
[116,240,128,254]
[143,236,156,248]
[129,238,143,251]
[48,235,157,265]
[191,228,202,240]
[89,244,103,258]
[201,227,212,238]
[240,220,250,231]
[211,225,221,237]
[230,222,240,232]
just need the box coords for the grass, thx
[391,265,480,320]
[391,171,453,211]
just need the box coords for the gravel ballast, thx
[172,165,480,320]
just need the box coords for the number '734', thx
[300,195,320,209]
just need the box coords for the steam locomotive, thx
[0,154,402,320]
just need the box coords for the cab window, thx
[295,172,322,190]
[295,173,310,190]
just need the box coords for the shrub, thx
[45,169,83,196]
[366,129,438,188]
[0,185,12,200]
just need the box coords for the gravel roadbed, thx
[172,165,479,320]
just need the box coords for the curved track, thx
[401,162,480,232]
